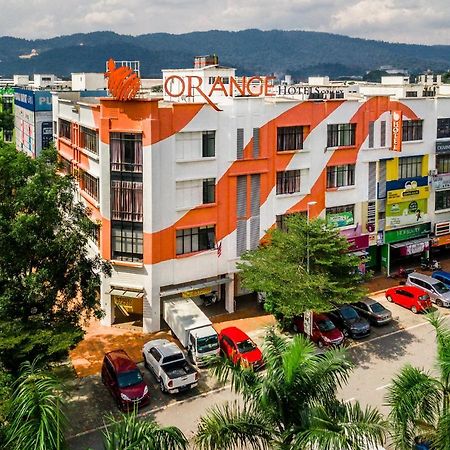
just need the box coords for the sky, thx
[1,0,450,45]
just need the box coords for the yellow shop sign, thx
[181,287,212,298]
[387,184,429,204]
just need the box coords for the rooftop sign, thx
[105,58,141,101]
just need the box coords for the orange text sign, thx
[391,110,402,151]
[105,59,141,101]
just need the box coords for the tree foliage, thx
[0,143,111,370]
[386,313,450,450]
[237,215,367,321]
[196,329,386,450]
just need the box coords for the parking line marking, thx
[375,383,391,391]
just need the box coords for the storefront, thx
[342,226,370,274]
[109,284,145,327]
[381,223,431,275]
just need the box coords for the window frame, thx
[276,126,303,152]
[436,190,450,211]
[59,119,71,140]
[327,123,356,148]
[326,164,355,188]
[437,118,450,139]
[402,119,423,142]
[80,170,99,201]
[111,221,143,262]
[276,170,301,195]
[399,156,423,179]
[202,131,216,157]
[202,178,216,204]
[176,225,216,255]
[80,126,98,155]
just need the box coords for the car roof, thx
[408,271,440,284]
[144,339,183,358]
[220,326,251,342]
[105,349,137,372]
[389,285,427,295]
[313,312,332,321]
[358,297,380,306]
[433,270,450,278]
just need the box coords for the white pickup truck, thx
[142,339,199,394]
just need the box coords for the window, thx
[81,127,98,154]
[326,164,355,188]
[436,190,450,211]
[277,126,303,151]
[380,120,386,147]
[81,171,99,201]
[327,123,356,147]
[58,156,71,174]
[437,154,450,174]
[437,118,450,139]
[368,121,374,148]
[326,204,354,227]
[276,212,306,231]
[202,178,215,204]
[112,222,143,262]
[276,170,301,194]
[202,131,215,157]
[110,133,143,172]
[399,156,422,179]
[59,119,71,140]
[3,130,13,142]
[90,222,100,246]
[405,91,418,97]
[111,181,143,222]
[402,120,423,141]
[176,225,216,255]
[2,97,13,113]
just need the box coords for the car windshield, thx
[317,319,335,332]
[340,306,358,320]
[369,302,385,314]
[236,339,257,354]
[197,335,219,354]
[434,281,450,294]
[117,370,143,388]
[419,295,430,302]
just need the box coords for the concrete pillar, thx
[143,287,161,333]
[100,278,114,326]
[225,273,235,313]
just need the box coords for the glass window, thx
[80,171,99,201]
[326,164,355,188]
[380,120,386,147]
[327,123,356,147]
[202,178,216,204]
[276,170,301,194]
[402,120,423,141]
[110,133,143,173]
[202,131,215,157]
[368,121,374,148]
[437,118,450,139]
[236,339,257,354]
[276,212,306,231]
[436,190,450,211]
[277,126,303,151]
[176,225,216,255]
[112,222,143,262]
[399,156,422,179]
[111,181,143,222]
[437,154,450,174]
[117,370,143,388]
[59,119,71,140]
[81,127,98,154]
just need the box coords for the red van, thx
[101,349,150,411]
[385,286,432,314]
[219,327,264,371]
[293,313,344,347]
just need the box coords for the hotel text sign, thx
[391,110,402,152]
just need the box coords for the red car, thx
[101,349,150,411]
[385,286,432,314]
[219,327,264,370]
[293,313,345,348]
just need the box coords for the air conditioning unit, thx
[429,169,438,176]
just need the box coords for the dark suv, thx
[101,349,150,411]
[328,305,371,339]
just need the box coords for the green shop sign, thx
[326,210,354,228]
[384,222,431,244]
[0,87,14,95]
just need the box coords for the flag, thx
[217,241,222,257]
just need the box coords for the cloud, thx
[0,0,449,44]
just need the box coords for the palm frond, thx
[386,364,442,450]
[290,401,387,450]
[434,407,450,450]
[195,401,273,450]
[261,327,289,369]
[427,313,450,387]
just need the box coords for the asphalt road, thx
[68,296,449,449]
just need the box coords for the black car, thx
[352,298,393,326]
[328,305,371,339]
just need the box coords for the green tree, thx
[5,358,67,450]
[196,330,386,450]
[237,215,367,322]
[0,110,14,134]
[102,411,188,450]
[386,314,450,450]
[0,143,110,370]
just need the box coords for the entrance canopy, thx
[160,277,232,298]
[107,284,145,298]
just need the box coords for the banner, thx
[326,210,354,228]
[387,183,429,204]
[391,110,402,152]
[386,199,428,230]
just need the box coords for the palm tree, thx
[5,358,67,450]
[102,410,188,450]
[386,314,450,450]
[196,329,386,450]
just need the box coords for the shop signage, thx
[326,211,354,228]
[431,173,450,190]
[181,287,212,298]
[347,234,370,252]
[41,121,53,149]
[14,88,52,112]
[391,110,402,152]
[384,222,431,244]
[432,234,450,247]
[401,240,429,256]
[436,140,450,154]
[105,58,141,101]
[387,182,429,204]
[277,85,344,97]
[386,176,428,191]
[385,199,428,230]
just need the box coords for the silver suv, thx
[406,272,450,308]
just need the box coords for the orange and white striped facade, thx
[53,63,450,332]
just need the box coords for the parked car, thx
[352,298,393,326]
[101,349,150,411]
[432,269,450,288]
[385,285,432,313]
[142,339,199,394]
[327,305,371,339]
[219,326,264,370]
[293,312,344,348]
[406,272,450,308]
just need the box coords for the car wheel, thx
[411,306,418,314]
[318,340,324,348]
[343,329,349,337]
[160,380,166,393]
[436,299,443,308]
[386,295,393,303]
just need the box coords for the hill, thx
[1,29,450,79]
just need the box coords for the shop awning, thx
[390,236,430,256]
[107,284,145,298]
[352,250,368,257]
[390,237,430,249]
[160,277,232,298]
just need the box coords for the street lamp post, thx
[306,201,317,274]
